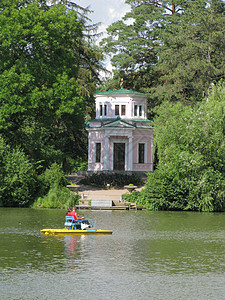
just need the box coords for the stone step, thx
[78,190,126,201]
[91,200,113,207]
[72,185,145,206]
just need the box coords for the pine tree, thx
[101,0,225,105]
[153,0,225,102]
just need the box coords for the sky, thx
[76,0,130,72]
[77,0,129,30]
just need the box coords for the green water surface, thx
[0,208,225,299]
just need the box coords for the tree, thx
[153,0,225,102]
[0,0,103,170]
[101,1,187,99]
[101,0,225,106]
[130,81,225,212]
[0,138,36,207]
[49,0,104,97]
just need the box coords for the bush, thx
[80,173,143,187]
[61,156,88,174]
[0,140,36,207]
[71,157,88,173]
[122,190,148,207]
[37,162,68,197]
[33,186,80,209]
[132,82,225,212]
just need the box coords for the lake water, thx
[1,208,225,299]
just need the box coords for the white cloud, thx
[108,5,129,22]
[81,0,130,24]
[96,23,107,38]
[76,0,130,72]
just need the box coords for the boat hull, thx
[41,228,113,235]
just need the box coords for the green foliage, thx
[80,173,143,187]
[37,163,68,196]
[132,82,225,212]
[0,0,104,208]
[70,158,88,173]
[33,186,80,209]
[153,0,225,102]
[0,0,103,173]
[101,0,225,106]
[100,0,162,97]
[101,1,188,95]
[61,156,88,174]
[122,190,148,208]
[34,162,81,209]
[0,138,76,208]
[0,139,36,207]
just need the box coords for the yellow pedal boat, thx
[41,228,113,235]
[41,216,113,235]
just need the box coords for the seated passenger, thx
[66,207,71,215]
[67,207,84,221]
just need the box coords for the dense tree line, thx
[0,0,224,210]
[123,82,225,211]
[0,0,103,167]
[0,0,103,206]
[101,0,225,211]
[101,0,225,111]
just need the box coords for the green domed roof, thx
[96,88,145,96]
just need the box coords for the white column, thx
[128,136,133,171]
[88,134,91,171]
[104,135,109,170]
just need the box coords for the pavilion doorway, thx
[113,143,125,170]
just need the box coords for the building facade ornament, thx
[86,88,154,173]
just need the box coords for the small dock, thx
[66,180,145,210]
[77,199,129,210]
[76,205,129,210]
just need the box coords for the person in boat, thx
[67,207,84,221]
[66,207,71,215]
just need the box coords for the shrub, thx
[62,157,88,173]
[122,190,148,207]
[72,157,88,173]
[37,162,68,197]
[131,82,225,212]
[33,186,80,209]
[80,173,143,187]
[0,140,36,207]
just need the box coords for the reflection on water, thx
[0,208,225,299]
[64,235,79,260]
